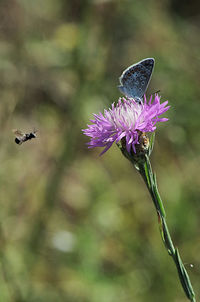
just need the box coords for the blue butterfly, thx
[118,58,155,103]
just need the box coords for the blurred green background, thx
[0,0,199,301]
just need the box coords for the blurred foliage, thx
[0,0,199,301]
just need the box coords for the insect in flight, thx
[13,129,37,145]
[118,58,155,104]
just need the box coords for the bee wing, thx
[33,128,38,135]
[12,129,25,139]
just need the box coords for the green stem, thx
[118,138,196,301]
[137,155,195,302]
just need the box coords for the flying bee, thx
[13,129,37,145]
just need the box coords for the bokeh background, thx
[0,0,199,301]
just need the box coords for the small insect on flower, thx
[12,129,37,145]
[138,131,150,151]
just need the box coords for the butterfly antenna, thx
[153,89,160,94]
[146,90,160,98]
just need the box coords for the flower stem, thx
[118,142,196,301]
[138,155,195,302]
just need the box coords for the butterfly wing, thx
[118,58,155,101]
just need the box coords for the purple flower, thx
[83,95,170,155]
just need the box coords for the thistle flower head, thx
[83,95,170,155]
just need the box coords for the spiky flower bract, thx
[83,95,170,155]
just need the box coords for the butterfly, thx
[118,58,155,104]
[13,129,37,145]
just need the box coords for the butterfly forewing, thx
[118,58,155,101]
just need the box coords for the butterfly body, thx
[118,58,155,103]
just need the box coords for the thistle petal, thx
[83,95,170,155]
